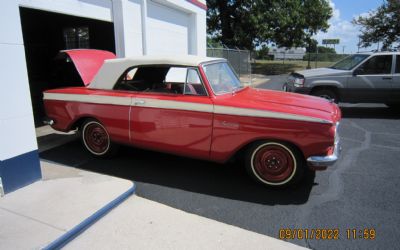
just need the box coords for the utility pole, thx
[307,41,311,69]
[342,46,345,54]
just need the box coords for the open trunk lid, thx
[62,49,116,86]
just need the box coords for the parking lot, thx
[39,79,400,249]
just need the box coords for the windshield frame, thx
[330,54,371,70]
[200,60,245,96]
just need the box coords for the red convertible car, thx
[43,49,341,187]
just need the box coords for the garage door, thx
[147,2,189,55]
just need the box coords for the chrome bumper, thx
[307,136,341,167]
[43,118,54,126]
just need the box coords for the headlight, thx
[294,78,305,87]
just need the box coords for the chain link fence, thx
[252,52,351,75]
[207,47,252,85]
[267,52,349,68]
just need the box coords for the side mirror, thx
[353,68,364,76]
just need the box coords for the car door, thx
[348,54,393,102]
[390,55,400,103]
[129,66,214,159]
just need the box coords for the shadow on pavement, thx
[40,139,316,206]
[341,106,400,119]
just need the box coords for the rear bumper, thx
[307,136,341,169]
[43,117,55,126]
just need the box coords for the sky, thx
[314,0,383,54]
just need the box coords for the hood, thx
[215,87,340,124]
[295,67,349,78]
[61,49,116,86]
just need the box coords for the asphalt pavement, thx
[39,77,400,249]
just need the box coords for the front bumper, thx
[307,136,341,168]
[283,83,311,94]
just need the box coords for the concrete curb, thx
[43,182,136,250]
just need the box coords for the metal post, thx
[0,177,4,197]
[307,43,311,69]
[283,52,285,65]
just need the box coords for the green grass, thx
[252,60,334,75]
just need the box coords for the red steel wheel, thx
[245,141,303,187]
[81,119,118,157]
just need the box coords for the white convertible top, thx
[89,55,224,90]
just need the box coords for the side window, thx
[114,66,207,96]
[357,55,393,75]
[184,68,207,96]
[396,55,400,74]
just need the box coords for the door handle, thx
[382,77,392,80]
[134,99,145,105]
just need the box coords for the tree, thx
[254,45,270,59]
[353,0,400,50]
[207,0,332,50]
[307,44,336,53]
[316,46,336,54]
[306,39,318,52]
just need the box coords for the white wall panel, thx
[195,11,207,56]
[0,115,37,161]
[0,44,33,122]
[146,1,189,55]
[18,0,112,22]
[0,1,24,45]
[121,0,144,57]
[0,43,37,160]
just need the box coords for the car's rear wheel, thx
[245,141,304,187]
[312,89,338,103]
[81,119,118,157]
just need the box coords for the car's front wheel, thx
[81,119,118,157]
[245,141,304,187]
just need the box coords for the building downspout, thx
[141,0,147,55]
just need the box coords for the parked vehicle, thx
[44,49,341,187]
[284,51,400,106]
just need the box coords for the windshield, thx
[330,54,370,70]
[202,62,243,95]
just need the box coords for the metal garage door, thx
[147,1,189,55]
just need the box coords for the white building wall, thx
[146,1,190,55]
[0,1,37,161]
[112,0,206,57]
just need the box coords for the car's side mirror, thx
[353,68,364,76]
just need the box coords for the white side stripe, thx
[44,93,331,124]
[214,105,331,124]
[44,93,131,106]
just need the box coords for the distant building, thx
[268,47,306,60]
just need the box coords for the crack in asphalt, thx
[298,120,371,249]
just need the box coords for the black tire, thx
[81,119,119,157]
[245,141,304,187]
[312,89,338,103]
